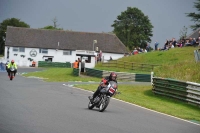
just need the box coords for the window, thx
[83,56,91,63]
[19,47,25,52]
[13,47,25,52]
[13,47,19,52]
[39,48,48,54]
[63,50,72,55]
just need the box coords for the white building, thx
[4,26,128,67]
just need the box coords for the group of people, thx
[124,46,150,57]
[155,37,200,51]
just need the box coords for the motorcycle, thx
[88,81,117,112]
[9,66,15,80]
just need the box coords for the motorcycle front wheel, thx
[10,72,13,80]
[99,97,110,112]
[88,101,95,109]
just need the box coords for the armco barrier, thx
[135,74,151,82]
[85,68,103,78]
[38,61,71,68]
[73,68,79,76]
[152,77,200,106]
[85,68,151,82]
[194,49,200,63]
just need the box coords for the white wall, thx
[4,46,77,67]
[4,46,125,67]
[101,52,124,62]
[84,57,96,68]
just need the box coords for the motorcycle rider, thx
[89,72,117,102]
[7,60,18,77]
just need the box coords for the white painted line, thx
[63,84,200,126]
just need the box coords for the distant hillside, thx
[96,47,200,83]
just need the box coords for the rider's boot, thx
[88,96,93,102]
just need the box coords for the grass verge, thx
[74,84,200,123]
[23,68,101,82]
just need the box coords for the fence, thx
[152,77,200,106]
[38,61,71,68]
[102,60,160,72]
[85,68,152,82]
[194,49,200,63]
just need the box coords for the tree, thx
[179,26,188,40]
[40,17,63,30]
[41,25,63,30]
[0,18,30,54]
[111,7,153,50]
[186,0,200,31]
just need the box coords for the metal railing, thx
[194,49,200,63]
[152,77,200,106]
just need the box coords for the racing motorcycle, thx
[9,66,15,80]
[88,81,117,112]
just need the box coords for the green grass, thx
[75,84,200,123]
[0,55,3,57]
[23,68,101,82]
[96,47,200,83]
[94,66,150,74]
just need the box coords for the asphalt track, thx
[0,68,199,133]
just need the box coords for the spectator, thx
[192,38,197,47]
[185,39,191,46]
[99,50,102,62]
[172,38,177,47]
[32,60,36,67]
[77,58,81,67]
[133,48,138,55]
[146,43,150,52]
[143,49,147,53]
[73,60,78,68]
[155,41,159,50]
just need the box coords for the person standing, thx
[155,41,159,50]
[99,50,102,62]
[73,60,78,68]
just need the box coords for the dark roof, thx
[186,28,200,39]
[5,26,128,54]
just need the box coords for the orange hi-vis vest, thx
[73,62,78,68]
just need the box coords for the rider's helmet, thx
[11,60,14,63]
[109,72,117,81]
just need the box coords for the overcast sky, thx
[0,0,197,48]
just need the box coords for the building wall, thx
[4,46,125,67]
[4,46,77,67]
